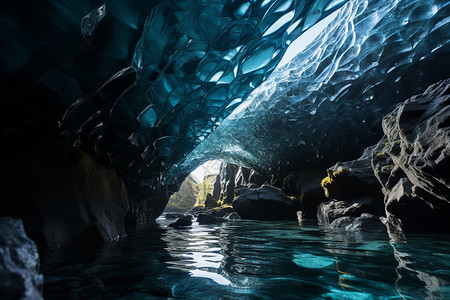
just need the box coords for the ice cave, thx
[1,0,450,299]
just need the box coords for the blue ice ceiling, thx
[63,0,348,185]
[172,0,450,178]
[4,0,449,188]
[169,0,450,180]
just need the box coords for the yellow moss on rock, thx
[320,168,349,188]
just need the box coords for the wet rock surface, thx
[0,217,43,300]
[317,198,383,226]
[168,216,192,229]
[196,214,226,225]
[331,213,386,233]
[233,185,298,221]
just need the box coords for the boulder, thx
[0,218,43,300]
[196,214,225,225]
[317,145,385,225]
[321,146,384,203]
[317,198,383,226]
[168,216,192,229]
[232,185,297,220]
[330,213,386,233]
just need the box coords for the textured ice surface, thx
[62,0,346,186]
[170,0,450,180]
[57,0,450,188]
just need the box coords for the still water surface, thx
[41,216,450,299]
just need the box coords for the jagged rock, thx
[211,162,268,206]
[210,207,234,218]
[196,214,225,225]
[225,212,241,220]
[317,198,383,226]
[318,145,385,225]
[330,213,386,233]
[235,167,251,188]
[0,218,43,300]
[212,175,221,202]
[232,185,297,221]
[375,79,450,232]
[204,193,217,209]
[219,163,239,204]
[168,216,192,229]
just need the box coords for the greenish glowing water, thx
[41,217,450,299]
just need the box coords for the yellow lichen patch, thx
[213,201,232,209]
[320,168,349,188]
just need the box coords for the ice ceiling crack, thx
[61,0,450,188]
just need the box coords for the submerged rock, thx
[232,185,298,220]
[0,217,43,300]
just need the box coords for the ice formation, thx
[56,0,450,187]
[170,0,450,180]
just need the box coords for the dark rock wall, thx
[1,135,128,250]
[375,79,450,233]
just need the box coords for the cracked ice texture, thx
[169,0,450,180]
[63,0,346,186]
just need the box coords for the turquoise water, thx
[41,217,450,299]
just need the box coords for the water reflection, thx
[391,241,449,300]
[41,217,450,299]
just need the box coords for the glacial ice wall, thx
[170,0,450,180]
[3,0,448,191]
[62,0,347,186]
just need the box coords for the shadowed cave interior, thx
[1,0,450,299]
